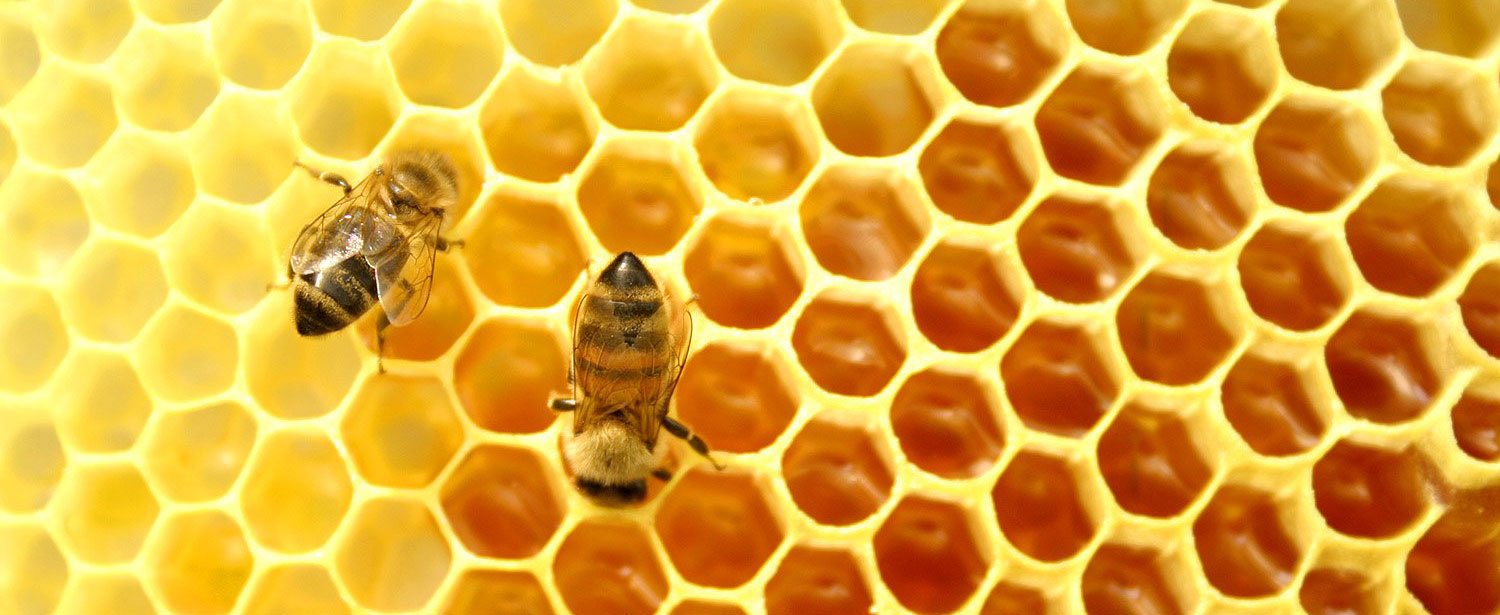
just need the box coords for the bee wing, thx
[368,214,441,327]
[570,295,692,448]
[642,298,692,446]
[289,175,383,275]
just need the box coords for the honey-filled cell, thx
[480,70,595,184]
[1001,319,1120,437]
[1382,56,1499,167]
[141,402,257,504]
[889,367,1005,479]
[334,497,452,612]
[1300,567,1386,615]
[782,416,894,526]
[1238,223,1351,331]
[764,545,873,615]
[1312,440,1431,538]
[1405,486,1500,615]
[553,520,669,615]
[1017,195,1141,304]
[935,0,1068,110]
[813,42,940,157]
[980,582,1051,615]
[210,0,312,90]
[1081,544,1188,615]
[672,601,745,615]
[1220,351,1328,456]
[1453,384,1500,461]
[993,451,1097,562]
[342,375,464,488]
[242,565,350,615]
[1461,261,1500,357]
[911,240,1023,353]
[356,256,476,363]
[1275,0,1402,90]
[577,142,703,255]
[1166,8,1278,124]
[708,0,842,86]
[501,0,615,67]
[144,511,254,615]
[440,570,552,615]
[675,341,799,453]
[441,445,565,559]
[1192,485,1302,598]
[695,88,819,203]
[453,318,567,434]
[791,292,907,397]
[1324,311,1441,424]
[1034,63,1167,186]
[1145,141,1256,251]
[684,215,805,329]
[584,17,716,131]
[386,0,503,109]
[1394,0,1500,58]
[1345,176,1477,298]
[873,495,989,613]
[1116,271,1241,386]
[239,430,353,553]
[655,469,784,587]
[1253,95,1379,213]
[465,192,586,309]
[1096,401,1213,519]
[917,118,1039,224]
[801,165,930,282]
[1066,0,1188,56]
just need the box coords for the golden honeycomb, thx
[3,0,1500,613]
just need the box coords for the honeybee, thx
[283,150,461,372]
[550,252,724,505]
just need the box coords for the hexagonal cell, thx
[0,169,89,277]
[190,92,298,204]
[993,451,1097,561]
[58,238,167,343]
[1300,567,1386,615]
[388,1,504,108]
[891,368,1004,479]
[656,469,783,587]
[0,419,63,514]
[0,524,68,615]
[357,257,475,362]
[801,165,930,281]
[468,192,584,308]
[146,511,253,614]
[782,416,894,525]
[1255,97,1381,213]
[377,113,487,223]
[335,498,451,611]
[1396,0,1500,57]
[1221,351,1328,456]
[502,0,615,66]
[442,445,565,559]
[912,241,1023,353]
[936,1,1068,110]
[113,27,219,132]
[441,570,551,614]
[1454,384,1500,461]
[1405,485,1500,615]
[709,0,841,86]
[244,299,361,420]
[553,520,669,615]
[1193,485,1302,597]
[87,131,195,237]
[981,582,1050,614]
[1325,311,1441,424]
[343,375,464,488]
[0,10,40,105]
[1166,9,1278,124]
[135,303,239,403]
[1464,262,1500,357]
[141,402,256,503]
[1347,176,1478,297]
[7,63,116,168]
[311,0,408,40]
[289,40,400,159]
[1097,401,1213,518]
[765,545,872,614]
[1145,141,1256,250]
[52,573,155,615]
[676,342,799,453]
[136,0,218,23]
[813,42,939,156]
[35,0,132,62]
[1067,0,1188,55]
[164,205,274,314]
[1035,64,1167,186]
[874,495,988,612]
[842,0,947,34]
[1001,320,1121,437]
[0,284,68,395]
[918,118,1038,224]
[1116,271,1242,386]
[1312,440,1431,538]
[1383,57,1499,167]
[454,318,567,434]
[211,0,312,90]
[55,463,159,564]
[1239,224,1352,331]
[584,18,716,131]
[1017,195,1141,304]
[577,141,703,255]
[695,90,819,203]
[1276,0,1402,90]
[480,70,595,183]
[243,565,349,615]
[684,215,804,329]
[1081,544,1188,615]
[792,292,907,396]
[239,431,352,553]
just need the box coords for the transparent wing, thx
[369,214,440,327]
[571,298,692,448]
[289,175,383,275]
[642,299,692,446]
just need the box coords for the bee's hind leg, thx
[436,236,465,252]
[375,313,390,375]
[662,416,724,471]
[651,468,673,482]
[294,160,352,196]
[549,398,577,412]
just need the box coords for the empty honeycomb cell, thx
[454,319,566,434]
[1097,402,1213,518]
[684,215,804,329]
[134,303,239,403]
[935,0,1068,110]
[1145,142,1255,250]
[1275,0,1401,90]
[113,28,219,132]
[993,451,1097,562]
[841,0,947,34]
[584,18,716,131]
[1166,9,1278,124]
[1405,486,1500,615]
[708,0,842,86]
[289,41,399,159]
[441,572,552,615]
[1383,57,1499,167]
[1453,386,1500,461]
[1347,177,1477,298]
[54,350,152,454]
[335,498,451,611]
[676,342,800,453]
[1253,96,1379,213]
[243,565,349,615]
[1000,320,1120,437]
[813,43,939,156]
[801,165,930,281]
[873,495,988,612]
[673,602,744,615]
[356,257,475,362]
[343,375,463,488]
[146,511,253,614]
[191,93,298,204]
[656,469,783,587]
[58,237,168,343]
[782,416,894,525]
[1081,544,1187,615]
[480,70,595,184]
[1066,0,1189,55]
[54,463,159,564]
[554,520,669,615]
[244,299,362,420]
[1300,568,1385,615]
[980,582,1050,614]
[388,1,504,108]
[1035,64,1167,186]
[0,169,89,277]
[141,402,256,503]
[461,191,591,307]
[88,131,195,237]
[1193,485,1302,597]
[912,240,1023,352]
[239,431,352,552]
[210,0,312,90]
[35,0,132,62]
[1017,195,1141,304]
[0,284,67,394]
[0,420,63,513]
[765,545,872,615]
[577,142,703,255]
[1325,311,1441,424]
[791,293,907,396]
[0,524,68,615]
[0,10,39,105]
[1220,352,1327,456]
[1116,271,1241,386]
[501,0,615,67]
[311,0,409,40]
[442,445,564,559]
[1395,0,1500,57]
[695,89,820,202]
[7,63,116,168]
[891,368,1004,479]
[53,573,155,615]
[918,119,1038,224]
[1238,224,1351,331]
[1463,262,1500,356]
[1312,440,1431,538]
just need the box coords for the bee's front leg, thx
[549,398,577,412]
[293,160,352,196]
[436,236,465,252]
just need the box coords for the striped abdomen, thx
[293,257,379,336]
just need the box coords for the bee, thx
[283,150,461,372]
[550,252,724,505]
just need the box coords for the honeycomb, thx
[2,0,1500,613]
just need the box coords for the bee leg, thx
[294,161,352,196]
[662,416,724,471]
[436,236,465,252]
[651,468,673,482]
[549,398,577,412]
[375,313,390,375]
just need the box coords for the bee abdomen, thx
[293,259,378,336]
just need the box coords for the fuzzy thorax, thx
[564,422,655,486]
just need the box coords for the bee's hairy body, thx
[292,256,380,336]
